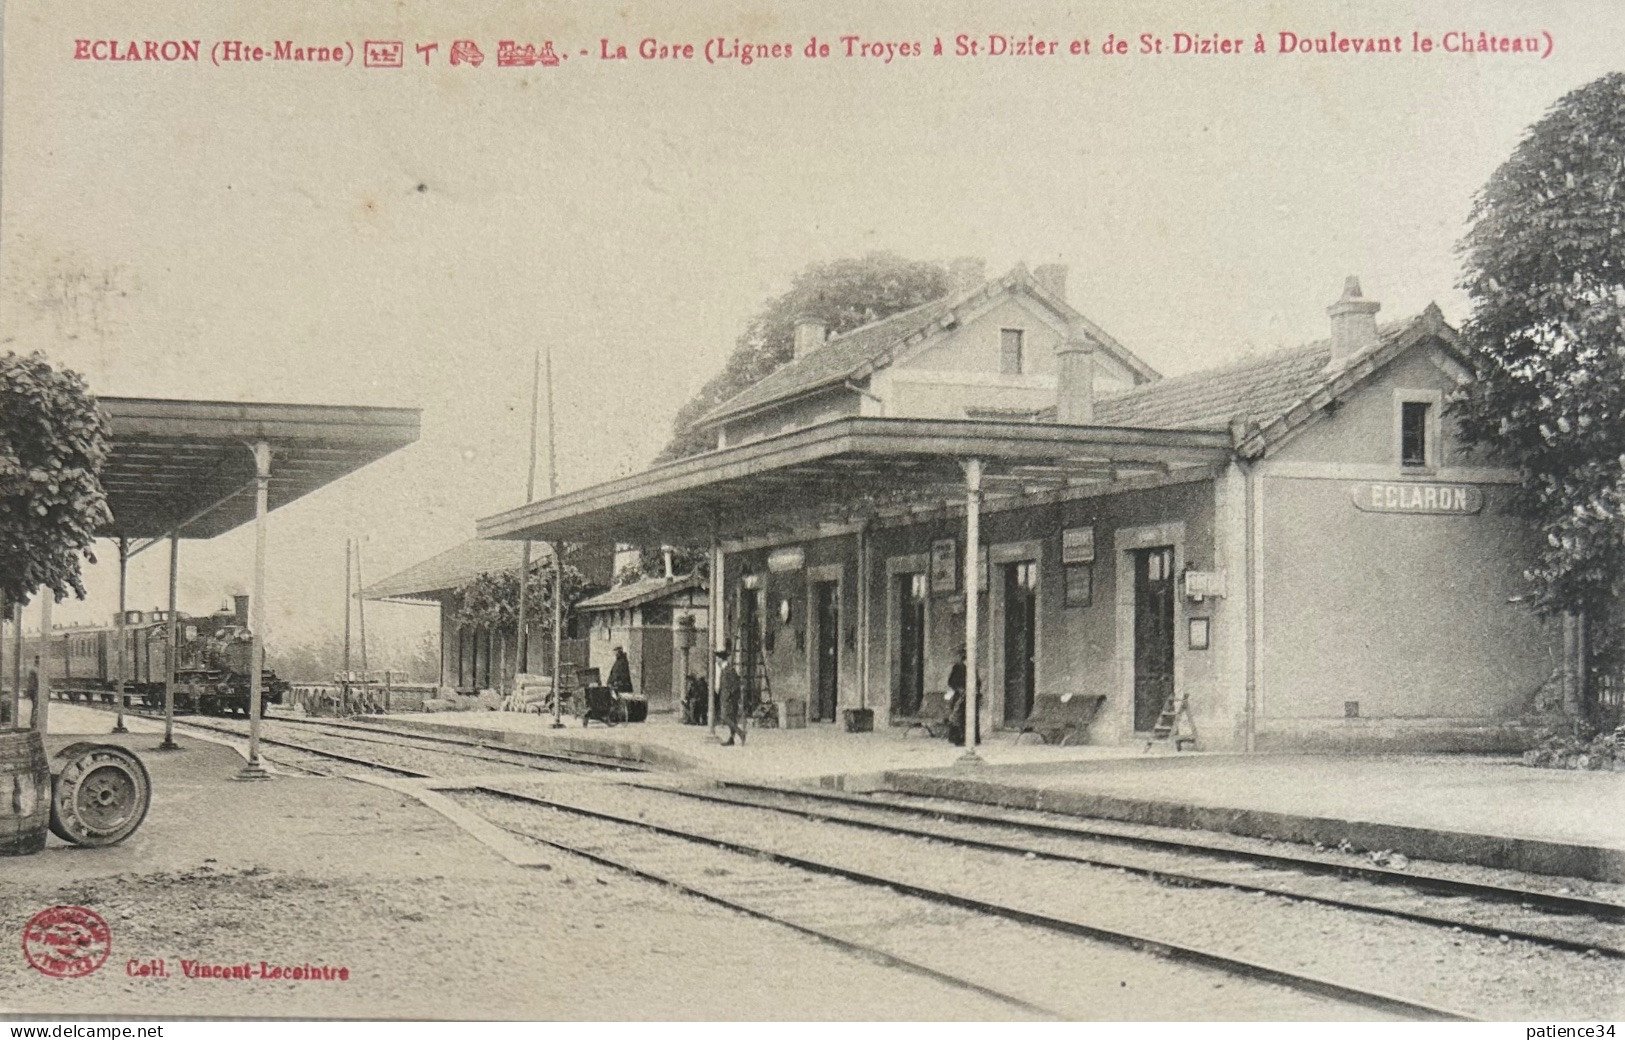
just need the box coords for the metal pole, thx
[709,540,724,729]
[158,533,180,750]
[10,595,21,728]
[114,537,128,733]
[545,345,566,729]
[343,538,352,679]
[517,350,540,682]
[237,440,272,780]
[550,544,563,723]
[35,592,51,734]
[356,542,369,680]
[959,458,983,764]
[857,521,870,712]
[0,592,8,727]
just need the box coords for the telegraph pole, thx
[516,350,540,686]
[343,538,353,679]
[547,343,566,729]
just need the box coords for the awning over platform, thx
[98,397,421,540]
[361,538,543,603]
[476,417,1233,546]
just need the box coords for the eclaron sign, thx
[1350,482,1484,515]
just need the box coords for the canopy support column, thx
[113,537,129,733]
[9,597,21,727]
[237,441,273,780]
[1,593,9,727]
[959,458,983,764]
[548,542,564,729]
[516,540,532,682]
[157,534,180,751]
[857,521,871,712]
[709,539,724,729]
[34,594,51,735]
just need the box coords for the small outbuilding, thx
[574,574,708,713]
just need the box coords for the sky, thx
[1,0,1619,656]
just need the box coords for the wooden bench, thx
[898,690,955,738]
[1014,694,1107,746]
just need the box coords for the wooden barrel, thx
[0,729,50,856]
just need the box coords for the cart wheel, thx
[49,743,152,847]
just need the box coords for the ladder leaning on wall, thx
[738,627,774,724]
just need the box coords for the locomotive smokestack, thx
[233,595,250,626]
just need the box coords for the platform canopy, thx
[97,397,421,541]
[476,416,1233,547]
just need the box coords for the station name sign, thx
[766,547,805,572]
[1351,482,1483,515]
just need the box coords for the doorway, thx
[739,589,762,717]
[812,580,840,722]
[895,573,926,718]
[1132,546,1176,732]
[1002,560,1038,724]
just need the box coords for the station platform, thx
[371,707,1145,779]
[4,704,1024,1020]
[372,708,1625,885]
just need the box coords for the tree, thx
[615,545,709,587]
[452,561,589,638]
[0,352,112,609]
[656,252,952,462]
[1453,73,1625,700]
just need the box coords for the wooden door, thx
[1002,561,1038,724]
[641,627,674,710]
[1133,547,1176,732]
[895,573,926,718]
[813,581,839,722]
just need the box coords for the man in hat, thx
[715,644,745,746]
[607,646,633,696]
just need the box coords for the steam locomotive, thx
[18,595,288,716]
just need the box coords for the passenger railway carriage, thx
[18,596,288,716]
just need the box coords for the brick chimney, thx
[1033,263,1068,302]
[948,256,986,295]
[1326,276,1381,370]
[233,595,250,626]
[792,317,827,360]
[1055,335,1096,425]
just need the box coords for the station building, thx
[363,538,611,692]
[477,262,1559,752]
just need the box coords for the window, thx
[1401,401,1430,467]
[1000,328,1025,375]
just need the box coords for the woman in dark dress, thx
[945,646,980,747]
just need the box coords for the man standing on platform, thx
[716,645,745,746]
[607,646,633,698]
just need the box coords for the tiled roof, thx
[697,265,1157,428]
[1093,313,1431,432]
[575,573,704,612]
[362,538,552,601]
[698,296,957,426]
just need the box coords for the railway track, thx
[55,701,1619,1018]
[66,702,634,778]
[627,779,1625,959]
[463,782,1469,1021]
[268,713,649,772]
